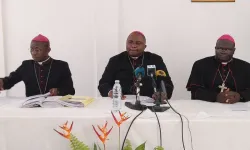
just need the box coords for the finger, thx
[152,94,156,100]
[49,89,55,96]
[0,87,3,91]
[122,96,126,100]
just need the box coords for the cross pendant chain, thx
[218,70,230,92]
[219,82,227,92]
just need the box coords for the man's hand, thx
[225,91,240,104]
[216,89,240,104]
[0,79,4,92]
[49,88,58,96]
[152,92,167,104]
[108,90,126,100]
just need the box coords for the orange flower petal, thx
[118,111,122,117]
[111,111,120,126]
[106,126,113,136]
[97,125,103,132]
[54,129,70,139]
[104,121,108,128]
[122,117,130,122]
[64,121,68,126]
[69,122,73,131]
[92,125,101,137]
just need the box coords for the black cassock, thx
[186,56,250,102]
[98,51,174,99]
[1,58,75,97]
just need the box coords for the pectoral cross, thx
[218,83,227,92]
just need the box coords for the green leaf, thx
[154,146,164,150]
[123,139,133,150]
[69,134,90,150]
[94,143,97,150]
[93,143,102,150]
[135,142,146,150]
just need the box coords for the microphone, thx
[148,69,170,112]
[147,65,157,92]
[147,65,156,77]
[156,70,166,77]
[124,67,147,111]
[134,67,145,81]
[156,70,173,90]
[160,80,167,95]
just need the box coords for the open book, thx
[21,93,94,108]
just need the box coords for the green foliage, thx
[123,139,146,150]
[69,134,90,150]
[135,142,146,150]
[94,143,97,150]
[123,139,133,150]
[154,146,164,150]
[93,143,101,150]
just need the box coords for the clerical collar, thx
[221,59,233,65]
[129,53,143,60]
[37,57,51,65]
[128,53,144,70]
[131,56,138,60]
[214,56,233,65]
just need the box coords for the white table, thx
[0,96,250,150]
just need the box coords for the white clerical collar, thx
[131,57,138,60]
[221,58,233,65]
[37,57,51,65]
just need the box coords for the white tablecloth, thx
[0,95,250,150]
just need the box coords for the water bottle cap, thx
[115,80,120,83]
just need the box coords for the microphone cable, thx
[160,81,194,150]
[152,108,162,147]
[121,109,145,150]
[165,98,194,150]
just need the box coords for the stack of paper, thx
[60,95,94,106]
[21,94,94,108]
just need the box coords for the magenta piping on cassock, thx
[229,66,238,92]
[211,64,220,88]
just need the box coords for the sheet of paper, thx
[25,92,50,101]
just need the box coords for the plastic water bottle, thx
[112,80,122,111]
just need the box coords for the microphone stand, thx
[125,76,147,111]
[148,75,169,112]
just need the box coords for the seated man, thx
[186,34,250,103]
[98,31,174,100]
[0,34,75,97]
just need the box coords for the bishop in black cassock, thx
[98,31,174,100]
[0,34,75,97]
[186,34,250,103]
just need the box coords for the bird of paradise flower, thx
[111,111,130,150]
[54,121,89,150]
[54,121,73,139]
[92,121,113,150]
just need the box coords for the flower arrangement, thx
[54,111,164,150]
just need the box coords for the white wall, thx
[0,0,6,97]
[0,0,250,99]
